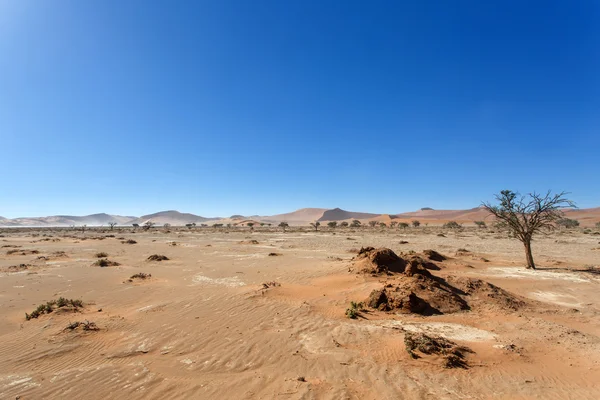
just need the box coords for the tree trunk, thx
[523,238,536,269]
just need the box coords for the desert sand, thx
[1,225,599,399]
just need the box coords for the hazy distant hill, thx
[1,206,599,227]
[128,210,220,226]
[0,213,135,227]
[262,208,328,224]
[317,208,380,222]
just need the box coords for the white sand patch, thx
[191,275,246,287]
[385,321,497,342]
[0,375,40,391]
[527,291,582,307]
[484,267,590,283]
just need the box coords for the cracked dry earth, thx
[1,227,599,399]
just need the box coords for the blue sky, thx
[1,1,598,218]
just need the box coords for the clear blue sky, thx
[1,1,598,218]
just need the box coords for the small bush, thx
[443,221,461,229]
[65,320,99,332]
[261,281,281,289]
[93,259,120,267]
[345,301,364,319]
[95,252,108,258]
[121,239,137,244]
[147,254,169,261]
[26,298,83,320]
[130,273,152,280]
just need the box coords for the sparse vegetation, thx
[443,221,461,229]
[130,272,152,280]
[261,281,281,289]
[26,297,84,320]
[64,320,99,332]
[278,222,289,232]
[398,222,409,229]
[368,221,377,228]
[143,221,155,230]
[340,221,349,227]
[350,219,361,228]
[345,301,364,319]
[147,254,169,261]
[474,220,487,228]
[95,252,108,258]
[327,221,337,229]
[108,222,117,230]
[404,332,471,368]
[121,239,137,244]
[94,258,120,267]
[412,220,420,227]
[483,190,575,270]
[7,249,39,255]
[310,221,320,231]
[556,218,580,229]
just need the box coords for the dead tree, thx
[482,190,575,269]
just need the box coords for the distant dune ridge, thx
[1,206,599,227]
[127,211,219,226]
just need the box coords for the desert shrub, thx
[398,222,409,229]
[95,252,108,258]
[121,239,137,244]
[327,221,337,228]
[340,221,349,227]
[147,254,169,261]
[443,221,461,229]
[404,332,471,368]
[93,259,120,267]
[474,221,487,228]
[556,218,580,229]
[26,298,83,320]
[261,281,281,289]
[412,220,421,227]
[65,320,99,332]
[350,220,361,228]
[345,301,364,319]
[130,273,151,280]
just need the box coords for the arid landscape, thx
[1,208,599,399]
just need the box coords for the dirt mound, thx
[366,272,469,315]
[363,269,525,316]
[404,332,471,368]
[404,254,441,272]
[353,247,407,274]
[423,249,447,261]
[447,276,526,311]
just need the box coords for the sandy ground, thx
[1,226,599,399]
